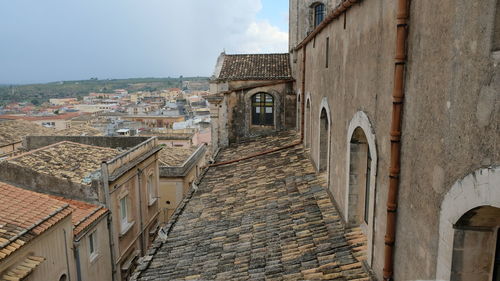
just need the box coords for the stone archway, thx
[436,166,500,280]
[317,97,331,172]
[345,111,377,265]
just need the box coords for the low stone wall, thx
[0,161,101,203]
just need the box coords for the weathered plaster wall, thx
[0,216,75,281]
[294,0,396,278]
[394,1,500,279]
[76,217,113,281]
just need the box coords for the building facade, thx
[290,0,500,280]
[0,137,162,281]
[209,52,296,152]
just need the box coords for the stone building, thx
[208,52,296,152]
[0,136,162,281]
[289,0,499,280]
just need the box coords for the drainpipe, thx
[300,45,307,141]
[63,229,72,281]
[74,242,82,281]
[383,0,410,280]
[137,168,145,255]
[101,162,118,281]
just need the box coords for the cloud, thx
[0,0,289,83]
[234,20,289,53]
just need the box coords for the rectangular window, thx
[88,230,97,259]
[325,37,329,68]
[147,174,155,205]
[120,196,128,228]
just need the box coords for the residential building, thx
[0,112,81,130]
[0,181,75,281]
[157,144,207,222]
[0,137,162,281]
[50,196,112,281]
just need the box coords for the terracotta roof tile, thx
[49,196,108,236]
[0,181,71,262]
[218,53,291,81]
[7,141,121,185]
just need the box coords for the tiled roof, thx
[0,112,81,121]
[217,53,292,81]
[159,146,198,167]
[49,196,108,236]
[0,181,72,261]
[55,125,103,136]
[8,141,121,185]
[0,255,45,280]
[0,120,54,146]
[132,132,369,280]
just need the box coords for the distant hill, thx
[0,77,209,105]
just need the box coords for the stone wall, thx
[292,0,500,279]
[0,161,101,203]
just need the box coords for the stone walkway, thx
[133,131,370,280]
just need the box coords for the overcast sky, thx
[0,0,289,84]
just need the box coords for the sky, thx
[0,0,289,84]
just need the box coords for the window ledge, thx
[148,197,158,207]
[119,221,135,238]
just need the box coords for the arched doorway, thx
[251,93,274,126]
[319,108,329,171]
[347,127,371,226]
[345,111,377,265]
[451,206,500,281]
[305,98,311,148]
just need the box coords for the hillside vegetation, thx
[0,77,209,105]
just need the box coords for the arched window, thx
[305,98,311,148]
[251,93,274,126]
[451,206,500,280]
[313,3,325,28]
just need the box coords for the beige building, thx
[157,144,207,222]
[0,113,81,130]
[52,196,112,281]
[140,128,196,148]
[0,181,75,281]
[0,137,162,281]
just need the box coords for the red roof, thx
[0,112,82,121]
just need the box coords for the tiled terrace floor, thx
[134,131,369,280]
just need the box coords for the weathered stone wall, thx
[223,81,294,144]
[293,0,500,280]
[394,0,500,279]
[0,161,101,203]
[294,0,396,278]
